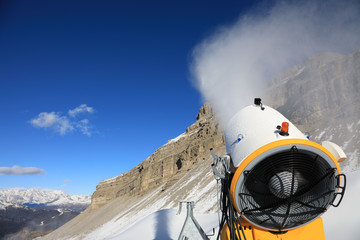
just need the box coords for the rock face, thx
[268,48,360,171]
[91,103,225,210]
[269,50,360,129]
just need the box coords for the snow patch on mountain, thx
[0,199,23,210]
[312,120,360,173]
[99,176,118,185]
[167,132,187,144]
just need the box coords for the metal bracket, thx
[178,201,209,240]
[210,148,231,180]
[331,173,346,207]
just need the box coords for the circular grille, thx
[237,147,337,231]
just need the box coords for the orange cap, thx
[281,122,289,133]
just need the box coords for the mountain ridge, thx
[0,188,91,239]
[0,188,90,212]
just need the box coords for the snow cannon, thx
[212,98,346,240]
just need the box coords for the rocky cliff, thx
[268,48,360,171]
[91,103,225,210]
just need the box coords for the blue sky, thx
[0,0,256,194]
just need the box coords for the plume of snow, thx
[190,0,360,125]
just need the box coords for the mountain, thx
[0,188,90,212]
[39,48,360,240]
[0,199,21,211]
[0,189,91,239]
[267,48,360,172]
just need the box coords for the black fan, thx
[237,146,338,231]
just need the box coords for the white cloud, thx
[64,179,72,182]
[56,116,74,135]
[30,104,95,136]
[76,119,92,136]
[30,112,59,128]
[30,112,74,135]
[68,104,94,117]
[0,165,45,175]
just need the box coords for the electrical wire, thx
[216,171,247,240]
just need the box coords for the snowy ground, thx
[104,209,219,240]
[78,171,360,240]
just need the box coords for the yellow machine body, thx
[221,217,325,240]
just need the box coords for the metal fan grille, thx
[238,147,337,231]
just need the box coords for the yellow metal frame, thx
[221,217,325,240]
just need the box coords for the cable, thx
[216,178,221,227]
[216,171,247,240]
[211,150,246,240]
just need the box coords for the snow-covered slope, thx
[101,209,218,240]
[75,170,360,240]
[107,171,360,240]
[40,171,359,240]
[0,188,90,211]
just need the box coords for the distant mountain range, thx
[0,188,90,239]
[0,188,90,212]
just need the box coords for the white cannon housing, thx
[224,100,346,231]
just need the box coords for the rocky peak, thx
[91,103,225,210]
[196,102,213,120]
